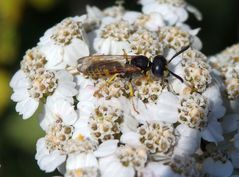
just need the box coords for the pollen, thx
[45,119,74,154]
[182,58,212,93]
[100,21,135,41]
[20,47,47,79]
[28,70,58,101]
[51,18,84,45]
[182,49,207,62]
[94,77,131,99]
[168,155,201,177]
[225,68,239,100]
[89,104,123,143]
[116,145,147,172]
[133,76,164,104]
[137,122,179,156]
[158,27,190,50]
[129,28,164,59]
[178,92,209,130]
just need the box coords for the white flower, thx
[177,91,224,143]
[158,27,202,57]
[65,140,119,177]
[39,98,78,131]
[38,17,89,70]
[10,69,77,119]
[76,75,138,140]
[99,145,147,177]
[128,28,164,58]
[83,5,103,31]
[170,50,212,93]
[230,150,239,169]
[35,137,67,173]
[93,21,134,55]
[123,11,165,31]
[36,98,79,172]
[143,155,201,177]
[10,70,39,119]
[121,122,200,158]
[221,114,239,133]
[130,91,179,124]
[140,0,202,25]
[203,157,233,177]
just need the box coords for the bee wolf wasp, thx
[76,45,190,82]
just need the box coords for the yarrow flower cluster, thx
[10,1,239,177]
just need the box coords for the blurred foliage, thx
[0,0,238,177]
[0,0,58,65]
[0,70,11,115]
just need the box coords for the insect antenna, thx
[168,70,184,83]
[168,45,190,63]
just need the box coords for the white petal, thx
[144,13,165,31]
[120,114,139,133]
[221,114,239,133]
[43,98,77,126]
[123,11,142,24]
[39,105,52,131]
[191,36,202,50]
[73,118,91,139]
[186,4,202,21]
[139,0,155,6]
[39,44,64,69]
[16,98,39,119]
[64,38,89,67]
[203,85,225,120]
[55,84,77,97]
[143,4,178,25]
[175,124,200,155]
[100,156,135,177]
[52,99,78,125]
[174,7,188,22]
[10,70,29,89]
[230,151,239,168]
[131,92,178,124]
[94,140,119,157]
[143,162,179,177]
[233,133,239,149]
[203,158,233,177]
[66,153,98,170]
[35,138,66,173]
[201,120,224,143]
[229,99,239,114]
[11,88,29,102]
[120,132,141,146]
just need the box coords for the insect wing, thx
[77,55,141,76]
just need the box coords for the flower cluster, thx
[201,44,239,177]
[10,1,238,177]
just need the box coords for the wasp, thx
[77,45,189,82]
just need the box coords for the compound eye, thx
[131,55,150,71]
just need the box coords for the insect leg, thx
[122,49,130,64]
[94,73,119,97]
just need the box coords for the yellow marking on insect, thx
[103,68,110,76]
[94,73,119,97]
[128,82,134,97]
